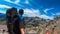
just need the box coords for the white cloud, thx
[56,12,60,15]
[44,8,53,13]
[5,0,10,2]
[4,0,24,8]
[0,10,6,14]
[39,15,54,20]
[15,0,20,3]
[5,0,20,4]
[23,9,54,20]
[25,0,29,4]
[23,9,40,17]
[51,13,56,16]
[0,4,11,8]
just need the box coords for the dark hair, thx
[19,9,24,15]
[12,7,17,11]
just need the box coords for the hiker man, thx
[13,9,25,34]
[19,9,25,34]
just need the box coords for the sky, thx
[0,0,60,20]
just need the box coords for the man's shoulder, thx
[19,16,24,21]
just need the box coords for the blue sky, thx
[0,0,60,20]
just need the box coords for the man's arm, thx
[19,22,25,34]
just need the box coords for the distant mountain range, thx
[0,13,49,21]
[0,13,6,20]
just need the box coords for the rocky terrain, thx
[0,15,60,34]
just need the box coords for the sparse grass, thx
[0,21,6,25]
[33,28,39,31]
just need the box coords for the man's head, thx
[19,9,24,15]
[11,7,17,11]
